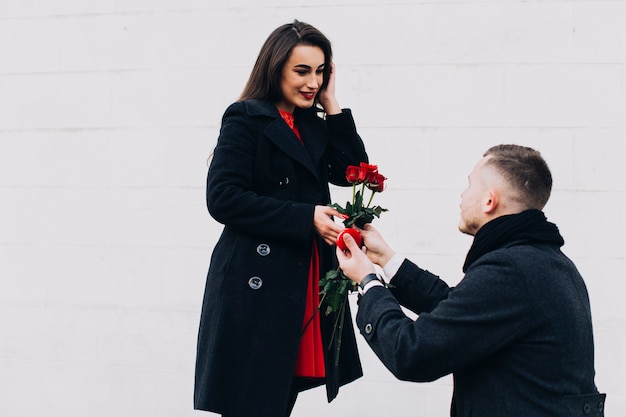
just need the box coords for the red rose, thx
[345,165,361,184]
[322,161,389,361]
[357,162,378,182]
[366,173,386,192]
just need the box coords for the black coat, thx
[357,218,605,416]
[194,99,366,416]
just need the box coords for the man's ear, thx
[484,190,498,214]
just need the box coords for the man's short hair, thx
[483,144,553,210]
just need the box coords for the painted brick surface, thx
[1,1,624,416]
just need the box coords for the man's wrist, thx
[382,253,404,279]
[358,273,384,295]
[358,273,378,289]
[378,251,397,269]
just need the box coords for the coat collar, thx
[243,99,280,118]
[462,209,564,272]
[243,100,326,179]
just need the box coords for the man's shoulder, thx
[478,242,559,266]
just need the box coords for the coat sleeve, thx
[324,109,368,186]
[388,259,453,314]
[206,102,315,244]
[355,253,536,382]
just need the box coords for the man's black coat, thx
[357,212,605,416]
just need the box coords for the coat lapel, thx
[263,120,319,177]
[297,112,327,172]
[245,100,323,179]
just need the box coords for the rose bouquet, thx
[318,162,388,364]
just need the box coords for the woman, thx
[194,20,366,417]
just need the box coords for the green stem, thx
[301,291,326,338]
[367,189,375,208]
[327,298,344,350]
[334,296,347,366]
[351,183,356,207]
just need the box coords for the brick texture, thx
[1,1,624,416]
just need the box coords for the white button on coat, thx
[256,244,270,256]
[248,276,263,290]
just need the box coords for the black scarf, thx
[462,209,565,272]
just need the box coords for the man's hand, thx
[360,224,396,268]
[336,232,376,284]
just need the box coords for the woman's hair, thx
[239,20,332,104]
[483,144,553,210]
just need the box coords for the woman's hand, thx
[359,224,396,268]
[313,205,345,245]
[318,62,341,115]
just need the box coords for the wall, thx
[0,0,624,416]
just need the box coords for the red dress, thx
[279,110,326,378]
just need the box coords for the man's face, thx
[458,157,491,236]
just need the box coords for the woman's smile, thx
[276,44,325,112]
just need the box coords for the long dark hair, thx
[239,20,333,105]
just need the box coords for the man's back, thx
[450,242,602,416]
[355,211,605,416]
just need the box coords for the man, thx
[337,144,605,416]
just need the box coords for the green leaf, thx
[323,268,340,281]
[318,269,358,316]
[354,212,374,228]
[323,287,346,315]
[328,203,348,215]
[354,190,363,210]
[372,205,389,216]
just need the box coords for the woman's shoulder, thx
[225,99,278,118]
[294,105,327,126]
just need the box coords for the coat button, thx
[583,403,590,414]
[256,244,270,256]
[248,276,263,290]
[598,401,604,413]
[364,323,373,334]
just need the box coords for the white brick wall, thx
[0,1,624,416]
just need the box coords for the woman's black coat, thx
[194,99,366,416]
